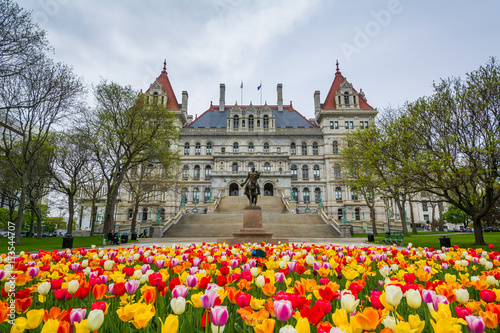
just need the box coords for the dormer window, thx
[338,96,341,105]
[248,115,254,129]
[353,95,356,104]
[344,92,349,105]
[263,115,269,129]
[233,115,239,129]
[153,92,159,105]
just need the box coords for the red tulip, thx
[54,289,72,300]
[370,290,384,310]
[480,290,496,303]
[455,306,472,319]
[148,272,163,287]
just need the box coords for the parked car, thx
[483,227,500,232]
[0,231,8,238]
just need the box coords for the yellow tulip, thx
[189,292,204,308]
[117,303,140,322]
[393,321,414,333]
[159,314,178,333]
[10,317,27,333]
[332,308,349,327]
[430,319,462,333]
[25,309,44,329]
[254,318,275,333]
[41,319,60,333]
[74,320,91,333]
[131,304,155,329]
[295,317,311,333]
[408,314,425,333]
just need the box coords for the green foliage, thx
[0,207,32,230]
[443,206,470,227]
[46,217,66,229]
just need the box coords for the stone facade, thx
[86,61,433,234]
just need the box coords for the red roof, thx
[322,61,373,110]
[146,60,180,110]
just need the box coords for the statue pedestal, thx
[218,206,288,245]
[340,224,352,238]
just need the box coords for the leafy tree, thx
[443,206,471,230]
[83,81,179,235]
[406,58,500,245]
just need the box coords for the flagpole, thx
[260,80,262,105]
[240,81,243,105]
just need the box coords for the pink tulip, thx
[155,260,165,268]
[141,264,150,274]
[144,256,154,264]
[69,263,80,272]
[186,275,198,288]
[211,306,228,326]
[127,256,134,263]
[70,308,86,325]
[189,267,199,275]
[274,299,293,322]
[125,280,140,294]
[171,258,179,266]
[192,258,201,267]
[200,289,218,309]
[182,254,188,261]
[442,263,449,270]
[287,262,296,272]
[248,259,256,267]
[465,315,485,333]
[172,285,188,298]
[230,259,239,268]
[275,272,285,284]
[117,256,125,264]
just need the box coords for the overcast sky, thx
[17,0,500,120]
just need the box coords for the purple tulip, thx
[321,255,328,262]
[200,289,218,309]
[100,275,109,284]
[172,285,189,298]
[189,267,199,275]
[28,267,39,278]
[192,258,201,267]
[125,280,140,294]
[186,275,198,288]
[274,300,293,322]
[248,260,256,267]
[287,262,296,272]
[69,263,80,272]
[108,251,117,259]
[442,262,449,270]
[472,257,479,264]
[230,259,239,269]
[423,266,431,274]
[275,272,285,284]
[171,258,179,267]
[211,306,228,326]
[0,271,5,280]
[313,262,322,271]
[145,256,154,264]
[117,256,125,264]
[127,256,134,263]
[69,308,87,325]
[155,260,165,268]
[323,262,331,269]
[181,254,188,261]
[465,315,485,333]
[27,261,36,267]
[31,254,38,260]
[421,289,436,304]
[89,271,99,278]
[141,264,150,274]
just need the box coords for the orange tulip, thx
[92,284,107,300]
[480,310,498,329]
[15,273,32,286]
[351,307,381,331]
[143,288,157,304]
[15,297,33,313]
[227,287,241,304]
[254,318,275,333]
[264,298,275,317]
[0,301,9,324]
[57,321,71,333]
[43,307,69,322]
[262,283,276,297]
[294,281,307,297]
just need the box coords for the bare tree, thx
[79,161,105,236]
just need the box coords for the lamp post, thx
[341,206,349,224]
[193,198,198,213]
[156,206,161,223]
[305,199,311,213]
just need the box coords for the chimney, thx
[314,90,320,115]
[182,91,188,113]
[277,83,283,112]
[219,83,225,112]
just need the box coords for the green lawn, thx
[0,236,137,254]
[356,231,500,250]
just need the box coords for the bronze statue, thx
[241,167,261,206]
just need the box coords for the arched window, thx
[301,142,307,155]
[247,162,254,171]
[263,142,269,153]
[128,208,133,219]
[248,115,254,129]
[182,165,189,179]
[290,142,296,155]
[344,92,349,105]
[233,142,239,153]
[152,92,158,105]
[338,208,343,220]
[206,142,212,155]
[248,142,254,153]
[312,142,318,155]
[332,141,338,154]
[335,187,342,201]
[193,165,200,179]
[302,165,309,179]
[355,208,360,220]
[182,188,188,203]
[314,188,321,203]
[193,188,200,203]
[204,188,211,202]
[147,163,154,174]
[303,188,310,203]
[142,208,148,221]
[233,115,239,129]
[338,95,341,105]
[232,162,238,172]
[195,142,201,155]
[291,188,298,201]
[351,187,358,200]
[313,165,320,179]
[160,208,165,220]
[334,164,341,178]
[184,142,190,155]
[205,165,212,179]
[263,115,269,129]
[264,162,271,172]
[291,164,297,179]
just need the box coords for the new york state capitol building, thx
[98,62,429,235]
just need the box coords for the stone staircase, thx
[163,196,340,238]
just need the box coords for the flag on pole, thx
[240,81,243,89]
[257,82,262,90]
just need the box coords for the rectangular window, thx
[334,121,338,129]
[360,121,364,129]
[365,121,368,128]
[422,201,428,212]
[345,121,349,129]
[330,121,334,129]
[221,147,225,153]
[242,120,245,127]
[349,121,353,129]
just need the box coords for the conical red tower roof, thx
[322,60,373,110]
[146,60,180,110]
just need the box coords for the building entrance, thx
[263,183,274,196]
[229,183,239,196]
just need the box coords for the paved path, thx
[100,237,401,250]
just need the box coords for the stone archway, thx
[263,183,274,196]
[229,183,239,196]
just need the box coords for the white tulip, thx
[256,275,265,288]
[37,282,51,295]
[170,297,186,315]
[385,285,403,307]
[455,289,469,304]
[340,293,359,314]
[68,280,80,294]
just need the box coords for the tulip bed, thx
[1,242,500,333]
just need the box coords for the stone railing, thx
[210,191,224,212]
[318,209,340,234]
[161,210,185,236]
[279,191,295,214]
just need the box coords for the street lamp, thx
[341,206,349,224]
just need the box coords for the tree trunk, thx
[14,180,27,245]
[67,193,75,236]
[438,201,445,231]
[78,204,84,230]
[130,201,140,235]
[431,205,436,231]
[89,202,97,237]
[8,198,15,224]
[395,196,409,236]
[35,205,42,240]
[473,215,485,245]
[409,200,417,234]
[369,204,377,236]
[28,208,34,238]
